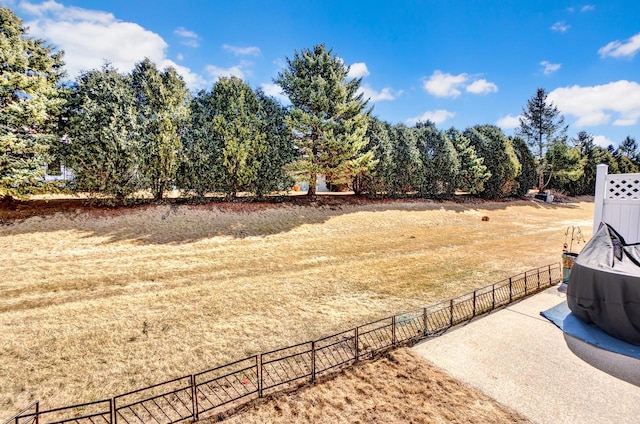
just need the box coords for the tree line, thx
[2,7,639,202]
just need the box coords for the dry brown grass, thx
[0,196,593,417]
[215,348,530,424]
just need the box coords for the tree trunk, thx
[307,172,316,196]
[538,171,544,193]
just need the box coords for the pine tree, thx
[359,116,395,196]
[131,58,189,200]
[208,77,268,199]
[389,124,423,195]
[445,128,490,195]
[510,136,537,197]
[254,89,296,197]
[274,44,373,195]
[65,64,141,201]
[517,87,568,191]
[618,135,638,159]
[414,122,459,198]
[178,89,219,197]
[0,7,66,198]
[465,125,520,199]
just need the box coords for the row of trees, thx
[2,6,639,202]
[61,62,295,201]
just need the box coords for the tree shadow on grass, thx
[0,194,589,245]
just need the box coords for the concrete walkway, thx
[412,286,640,424]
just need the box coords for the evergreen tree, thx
[389,124,423,195]
[65,64,141,201]
[359,116,395,196]
[616,135,640,168]
[465,125,520,198]
[180,78,284,199]
[131,58,189,200]
[254,89,296,197]
[274,44,373,195]
[0,7,66,198]
[414,122,459,198]
[618,135,638,160]
[517,87,568,191]
[178,89,219,197]
[545,143,585,195]
[445,128,489,195]
[510,136,537,197]
[574,132,619,195]
[614,152,640,174]
[208,77,268,199]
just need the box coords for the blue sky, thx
[4,0,640,147]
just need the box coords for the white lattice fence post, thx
[593,164,608,235]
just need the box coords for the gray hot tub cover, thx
[567,223,640,346]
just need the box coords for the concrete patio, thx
[413,286,640,424]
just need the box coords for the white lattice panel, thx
[605,175,640,200]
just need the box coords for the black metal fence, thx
[4,263,561,424]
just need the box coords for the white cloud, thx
[496,114,522,129]
[260,83,290,104]
[581,4,595,12]
[548,81,640,127]
[598,33,640,59]
[423,70,468,98]
[405,109,455,126]
[222,44,261,56]
[18,0,207,88]
[593,135,614,148]
[206,65,245,80]
[540,60,561,75]
[357,85,400,102]
[613,118,637,126]
[174,26,199,48]
[347,62,370,78]
[423,71,497,98]
[466,79,498,94]
[551,21,570,32]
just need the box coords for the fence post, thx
[472,291,477,317]
[354,327,359,361]
[35,401,40,424]
[112,397,117,424]
[311,341,316,382]
[258,354,263,398]
[449,299,454,327]
[392,316,397,345]
[423,307,428,336]
[510,277,514,300]
[190,374,198,421]
[109,398,113,424]
[491,284,495,309]
[548,264,552,286]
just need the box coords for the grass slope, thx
[0,197,593,416]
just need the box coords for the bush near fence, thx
[3,263,562,424]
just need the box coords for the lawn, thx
[0,196,593,417]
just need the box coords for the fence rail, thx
[5,263,561,424]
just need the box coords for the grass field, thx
[0,196,593,417]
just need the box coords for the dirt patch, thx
[213,348,530,424]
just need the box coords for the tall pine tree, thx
[131,58,189,200]
[0,7,66,198]
[65,64,141,201]
[275,44,373,195]
[517,87,568,191]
